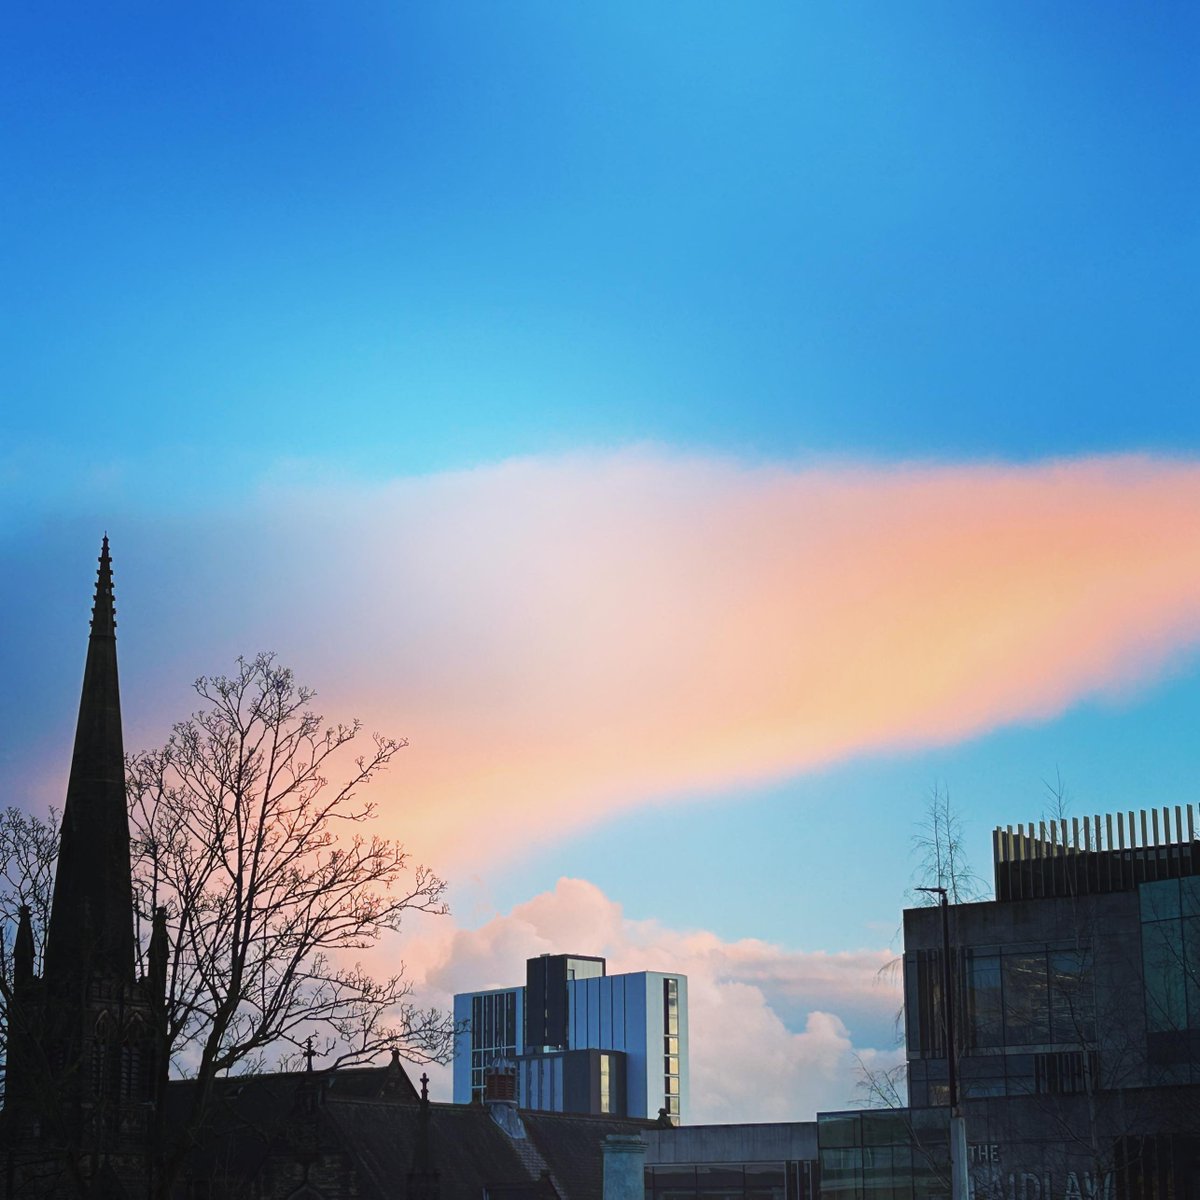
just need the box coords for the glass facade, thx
[1139,877,1200,1081]
[470,990,519,1100]
[663,977,681,1121]
[645,1163,805,1200]
[457,959,688,1119]
[818,1110,949,1200]
[907,942,1097,1106]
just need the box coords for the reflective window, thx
[966,952,1002,1049]
[1048,948,1095,1042]
[468,990,520,1101]
[645,1165,790,1200]
[1143,919,1187,1032]
[818,1114,862,1148]
[1140,879,1200,1080]
[698,1165,743,1200]
[1001,953,1050,1044]
[743,1165,784,1200]
[1141,879,1181,923]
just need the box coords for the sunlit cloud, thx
[399,877,903,1121]
[17,449,1200,873]
[246,450,1200,870]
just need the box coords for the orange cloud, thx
[261,450,1200,870]
[99,450,1200,873]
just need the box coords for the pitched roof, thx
[167,1067,654,1200]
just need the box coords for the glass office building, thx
[453,953,689,1122]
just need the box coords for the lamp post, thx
[916,885,968,1200]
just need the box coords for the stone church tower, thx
[4,538,165,1197]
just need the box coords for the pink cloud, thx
[28,450,1192,874]
[399,877,902,1122]
[236,450,1200,870]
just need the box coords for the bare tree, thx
[0,807,59,1104]
[855,786,987,1123]
[852,1053,908,1110]
[120,653,454,1192]
[910,784,987,907]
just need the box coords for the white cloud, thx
[401,877,904,1122]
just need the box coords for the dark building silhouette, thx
[1,541,659,1199]
[4,537,163,1197]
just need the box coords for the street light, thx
[915,885,967,1200]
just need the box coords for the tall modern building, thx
[453,953,689,1123]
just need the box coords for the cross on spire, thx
[303,1037,317,1072]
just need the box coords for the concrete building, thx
[821,809,1200,1200]
[454,954,689,1122]
[644,808,1200,1200]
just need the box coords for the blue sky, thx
[4,3,1200,1110]
[5,2,1198,503]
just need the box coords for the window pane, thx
[653,1166,697,1199]
[696,1167,742,1189]
[1143,919,1187,1032]
[819,1114,862,1148]
[1184,916,1200,1029]
[1049,948,1095,1043]
[744,1164,785,1200]
[1141,880,1181,923]
[819,1147,863,1200]
[1182,877,1200,920]
[967,953,1003,1049]
[862,1112,910,1147]
[1002,953,1050,1044]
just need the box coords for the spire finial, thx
[304,1036,317,1072]
[91,534,116,638]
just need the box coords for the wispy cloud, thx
[253,449,1200,868]
[16,449,1200,871]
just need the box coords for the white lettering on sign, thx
[970,1169,1113,1200]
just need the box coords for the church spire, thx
[91,533,117,638]
[43,536,136,989]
